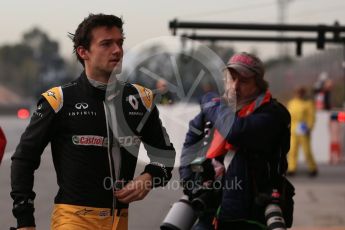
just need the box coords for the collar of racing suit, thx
[82,72,122,104]
[87,76,108,91]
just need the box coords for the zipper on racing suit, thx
[103,101,122,224]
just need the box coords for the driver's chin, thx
[109,63,122,75]
[113,65,122,74]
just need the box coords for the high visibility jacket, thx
[287,97,315,135]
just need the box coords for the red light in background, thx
[17,109,30,119]
[338,112,345,123]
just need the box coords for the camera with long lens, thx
[160,156,222,230]
[257,189,286,230]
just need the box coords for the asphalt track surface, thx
[1,113,345,229]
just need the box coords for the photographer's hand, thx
[212,158,225,178]
[114,173,152,203]
[202,159,225,187]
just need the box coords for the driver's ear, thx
[76,46,89,61]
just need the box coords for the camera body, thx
[160,195,198,230]
[161,157,222,230]
[262,189,286,230]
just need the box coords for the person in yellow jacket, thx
[287,87,318,177]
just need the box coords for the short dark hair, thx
[69,13,124,66]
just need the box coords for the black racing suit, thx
[11,72,176,228]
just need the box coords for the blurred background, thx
[1,0,345,229]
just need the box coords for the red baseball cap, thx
[227,52,265,78]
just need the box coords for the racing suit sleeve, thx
[11,98,56,228]
[140,105,176,187]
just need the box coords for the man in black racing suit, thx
[11,14,175,230]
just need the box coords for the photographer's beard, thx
[223,87,236,111]
[223,86,259,111]
[223,71,260,111]
[222,69,259,111]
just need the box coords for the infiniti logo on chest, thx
[75,103,89,109]
[68,102,97,117]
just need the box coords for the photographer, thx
[181,52,293,230]
[207,52,292,229]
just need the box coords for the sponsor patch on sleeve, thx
[42,87,63,113]
[132,84,154,111]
